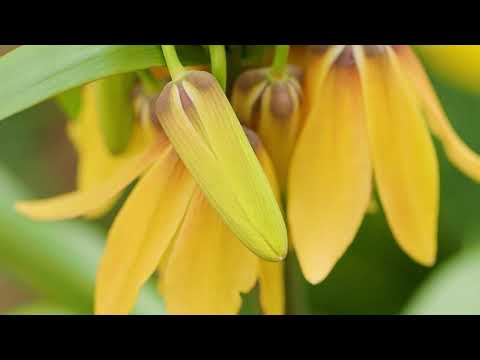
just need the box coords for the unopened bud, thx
[232,66,303,191]
[155,70,288,261]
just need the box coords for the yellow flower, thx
[288,45,480,284]
[15,70,286,314]
[231,66,303,192]
[415,45,480,93]
[156,129,284,315]
[67,80,153,218]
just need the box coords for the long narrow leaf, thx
[0,45,208,122]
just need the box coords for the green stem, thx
[270,45,290,80]
[285,252,311,314]
[161,45,186,80]
[208,45,227,91]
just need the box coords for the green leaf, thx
[55,87,83,119]
[403,232,480,315]
[0,45,209,123]
[0,45,166,122]
[0,167,165,315]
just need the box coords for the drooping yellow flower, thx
[231,66,303,192]
[16,70,286,314]
[67,80,153,218]
[288,45,480,284]
[415,45,480,93]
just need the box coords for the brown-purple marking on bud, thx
[235,69,269,92]
[243,126,261,152]
[155,82,174,118]
[177,84,195,112]
[363,45,387,57]
[270,82,294,120]
[335,46,355,67]
[148,93,164,132]
[185,71,217,91]
[310,45,331,54]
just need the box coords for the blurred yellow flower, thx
[67,80,153,218]
[416,45,480,93]
[231,66,303,192]
[288,45,480,284]
[15,71,286,314]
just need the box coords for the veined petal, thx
[354,45,439,266]
[258,260,285,315]
[95,147,195,314]
[397,45,480,183]
[288,63,372,284]
[15,140,167,221]
[162,188,258,315]
[155,71,288,261]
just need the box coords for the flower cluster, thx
[15,45,480,314]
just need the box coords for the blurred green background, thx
[1,45,480,315]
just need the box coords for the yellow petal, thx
[397,45,480,183]
[246,128,281,202]
[288,63,372,284]
[95,147,195,314]
[415,45,480,93]
[231,68,269,127]
[257,79,302,192]
[258,260,285,315]
[68,83,154,218]
[15,140,167,221]
[162,188,258,315]
[155,71,287,261]
[354,45,439,266]
[303,45,346,113]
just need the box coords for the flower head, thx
[288,45,480,284]
[232,66,303,191]
[15,70,287,314]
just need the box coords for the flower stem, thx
[285,252,311,314]
[209,45,227,91]
[161,45,186,80]
[270,45,290,80]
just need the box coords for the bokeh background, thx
[1,45,480,315]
